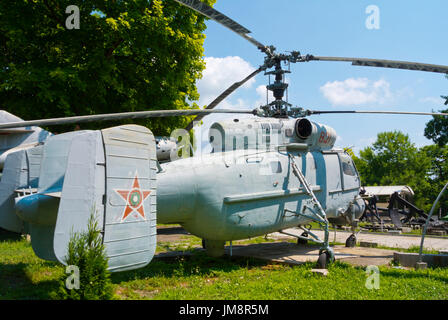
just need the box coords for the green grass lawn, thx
[1,229,447,300]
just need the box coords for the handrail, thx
[418,181,448,263]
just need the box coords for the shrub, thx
[52,214,114,300]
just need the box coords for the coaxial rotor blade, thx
[0,109,256,130]
[174,0,268,53]
[304,55,448,74]
[185,67,265,131]
[308,110,448,116]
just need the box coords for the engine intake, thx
[294,118,337,150]
[295,118,313,139]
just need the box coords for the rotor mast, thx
[259,50,302,118]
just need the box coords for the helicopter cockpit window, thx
[339,154,356,176]
[338,153,359,190]
[342,161,356,176]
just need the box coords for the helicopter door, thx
[325,153,342,193]
[338,153,360,191]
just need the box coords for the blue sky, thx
[193,0,448,154]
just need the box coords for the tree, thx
[354,131,432,210]
[418,144,448,214]
[0,0,215,135]
[423,75,448,146]
[52,214,114,300]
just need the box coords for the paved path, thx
[270,228,448,252]
[153,226,448,267]
[229,242,394,267]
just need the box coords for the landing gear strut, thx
[283,154,336,268]
[345,224,360,247]
[202,239,225,257]
[317,250,331,269]
[297,231,308,245]
[345,234,356,247]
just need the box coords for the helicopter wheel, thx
[345,234,357,248]
[297,232,308,245]
[316,251,331,269]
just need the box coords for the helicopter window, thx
[338,153,360,190]
[339,154,356,177]
[342,161,356,176]
[326,154,342,192]
[270,161,282,174]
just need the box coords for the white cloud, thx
[196,56,257,107]
[255,84,276,108]
[193,56,260,154]
[419,96,445,105]
[320,78,393,106]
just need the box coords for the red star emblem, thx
[115,172,151,222]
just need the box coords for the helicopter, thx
[1,0,448,271]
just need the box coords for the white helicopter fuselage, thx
[157,117,365,243]
[0,113,365,268]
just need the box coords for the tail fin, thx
[53,125,157,272]
[1,124,157,272]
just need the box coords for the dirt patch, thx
[134,289,159,299]
[260,264,286,270]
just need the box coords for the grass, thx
[0,231,64,299]
[1,228,448,300]
[112,254,448,300]
[376,244,440,255]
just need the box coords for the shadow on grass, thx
[0,229,62,299]
[0,228,22,242]
[110,250,273,284]
[0,261,61,299]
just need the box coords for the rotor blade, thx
[185,67,265,131]
[304,55,448,74]
[308,110,448,116]
[174,0,268,53]
[0,109,255,130]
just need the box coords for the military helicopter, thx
[1,0,448,271]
